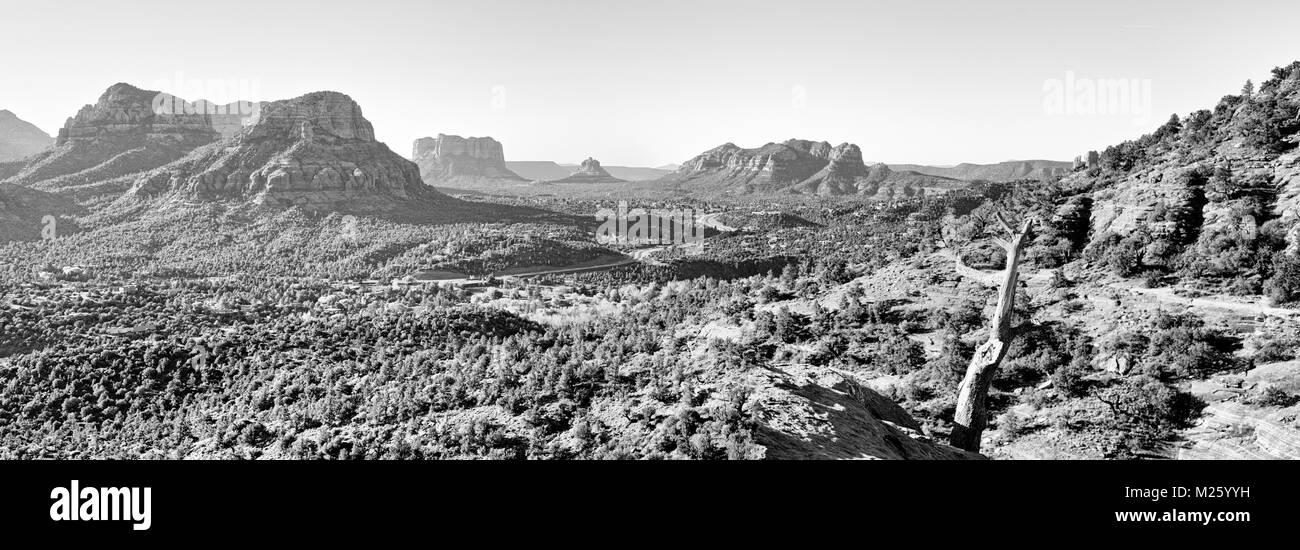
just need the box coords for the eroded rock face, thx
[0,110,53,162]
[793,143,874,195]
[2,83,256,190]
[673,139,832,190]
[412,134,524,184]
[1077,146,1298,264]
[549,157,626,183]
[1272,151,1300,253]
[665,138,962,196]
[128,91,440,211]
[56,83,230,147]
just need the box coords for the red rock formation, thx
[548,157,625,184]
[127,91,444,212]
[412,134,524,184]
[663,138,961,196]
[2,83,255,191]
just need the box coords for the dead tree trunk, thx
[949,212,1033,453]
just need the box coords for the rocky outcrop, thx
[1272,150,1300,254]
[548,157,626,184]
[413,134,524,184]
[793,143,874,195]
[668,139,831,191]
[1065,61,1300,264]
[55,83,233,147]
[752,363,981,459]
[663,138,963,197]
[1,83,256,192]
[0,110,53,162]
[125,91,445,212]
[122,90,452,213]
[1178,361,1300,460]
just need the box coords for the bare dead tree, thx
[948,211,1034,453]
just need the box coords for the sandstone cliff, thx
[124,91,447,213]
[413,134,525,184]
[663,138,962,197]
[1,84,256,193]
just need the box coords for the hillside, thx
[0,184,82,241]
[1063,61,1300,302]
[0,110,53,162]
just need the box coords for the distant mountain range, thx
[0,110,54,162]
[886,160,1073,182]
[509,161,672,182]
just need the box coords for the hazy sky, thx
[2,0,1297,166]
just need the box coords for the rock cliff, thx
[125,91,446,212]
[663,138,962,197]
[413,134,524,184]
[1,83,255,192]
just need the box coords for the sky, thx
[1,0,1298,167]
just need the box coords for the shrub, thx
[1086,232,1147,277]
[1141,312,1239,379]
[1096,376,1205,440]
[1252,386,1300,408]
[1252,334,1300,363]
[1052,355,1093,398]
[996,410,1029,440]
[1264,253,1300,306]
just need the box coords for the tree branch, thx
[993,211,1015,237]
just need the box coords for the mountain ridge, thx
[0,110,54,162]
